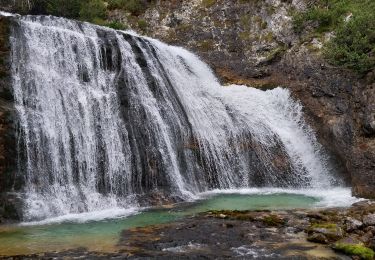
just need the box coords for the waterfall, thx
[8,15,335,221]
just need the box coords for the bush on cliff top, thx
[8,0,153,29]
[293,0,375,74]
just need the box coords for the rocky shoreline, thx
[2,201,375,259]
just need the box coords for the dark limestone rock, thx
[363,214,375,226]
[0,192,23,222]
[307,233,328,244]
[0,15,20,221]
[308,226,343,242]
[345,217,363,232]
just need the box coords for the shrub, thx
[137,19,148,31]
[108,0,147,15]
[106,21,128,30]
[202,0,216,8]
[79,0,107,22]
[324,13,375,74]
[9,0,81,17]
[293,0,375,74]
[46,0,82,18]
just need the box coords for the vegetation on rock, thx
[6,0,155,30]
[333,243,375,260]
[293,0,375,74]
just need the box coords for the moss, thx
[239,31,251,41]
[266,5,276,15]
[79,0,107,23]
[305,42,321,53]
[252,15,261,23]
[333,243,374,260]
[176,23,193,32]
[261,31,274,43]
[106,21,128,30]
[261,214,285,226]
[240,14,251,28]
[202,0,216,8]
[311,223,338,230]
[108,0,149,16]
[197,39,215,52]
[262,46,287,64]
[137,19,148,31]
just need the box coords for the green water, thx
[0,193,318,256]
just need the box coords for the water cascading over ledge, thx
[6,14,336,221]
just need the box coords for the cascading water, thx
[8,14,337,221]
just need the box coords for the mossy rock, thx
[310,223,338,230]
[261,214,285,227]
[307,223,344,241]
[332,243,375,260]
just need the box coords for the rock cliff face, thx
[117,0,374,197]
[0,16,21,222]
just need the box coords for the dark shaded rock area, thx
[5,201,375,259]
[0,16,20,222]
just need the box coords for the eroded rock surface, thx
[0,16,19,222]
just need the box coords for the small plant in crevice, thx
[106,21,128,30]
[137,19,148,31]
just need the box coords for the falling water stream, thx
[7,14,340,222]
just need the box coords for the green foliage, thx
[293,0,375,74]
[108,0,147,15]
[202,0,216,8]
[45,0,81,18]
[324,13,375,74]
[106,21,128,30]
[10,0,81,17]
[261,214,285,226]
[137,19,148,31]
[79,0,107,22]
[333,243,374,260]
[107,0,125,9]
[311,223,337,229]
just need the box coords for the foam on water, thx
[0,11,17,17]
[21,207,139,226]
[200,187,362,208]
[19,187,362,226]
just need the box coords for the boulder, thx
[345,217,363,232]
[307,233,328,244]
[307,223,343,242]
[363,214,375,226]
